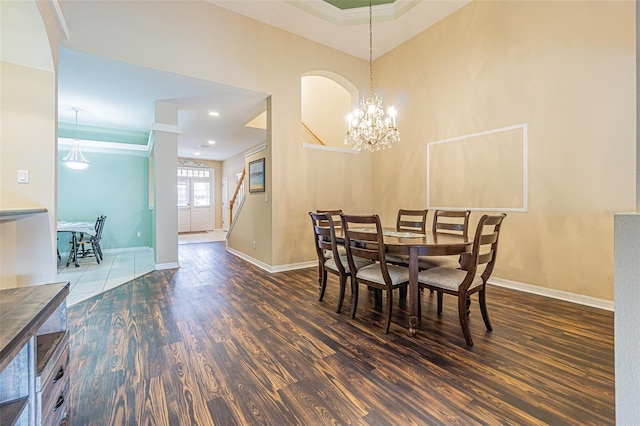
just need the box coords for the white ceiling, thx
[209,0,469,60]
[57,0,469,161]
[58,48,269,162]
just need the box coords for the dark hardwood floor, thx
[68,241,614,425]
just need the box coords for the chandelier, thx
[63,107,90,170]
[344,0,399,152]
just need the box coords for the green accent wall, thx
[57,150,152,252]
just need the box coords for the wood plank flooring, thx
[68,241,614,425]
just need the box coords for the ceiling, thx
[58,0,469,162]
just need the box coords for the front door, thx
[177,170,214,233]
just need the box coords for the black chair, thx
[417,214,506,346]
[77,215,106,264]
[309,212,371,313]
[341,213,410,334]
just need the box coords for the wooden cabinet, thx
[0,282,70,425]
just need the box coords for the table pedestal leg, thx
[409,316,418,337]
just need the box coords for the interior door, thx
[221,176,228,231]
[177,178,191,233]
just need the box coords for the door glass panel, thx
[177,181,189,207]
[193,181,211,207]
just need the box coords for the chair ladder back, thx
[341,214,385,264]
[317,209,343,229]
[95,215,106,240]
[476,214,506,280]
[311,212,346,271]
[311,212,332,249]
[396,209,428,233]
[476,250,495,266]
[459,214,505,274]
[93,216,101,233]
[432,210,471,237]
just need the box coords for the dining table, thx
[335,228,472,336]
[57,220,96,267]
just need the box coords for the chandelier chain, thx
[369,0,373,96]
[343,0,400,152]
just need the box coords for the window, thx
[193,181,211,207]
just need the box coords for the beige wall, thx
[48,0,633,300]
[0,0,60,288]
[373,1,635,300]
[61,0,373,268]
[302,75,352,147]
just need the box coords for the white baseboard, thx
[225,247,614,312]
[103,246,153,254]
[226,248,317,273]
[226,248,273,272]
[272,260,317,272]
[59,246,153,257]
[489,277,614,311]
[155,262,179,270]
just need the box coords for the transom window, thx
[177,168,210,178]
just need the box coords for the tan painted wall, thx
[372,1,636,300]
[0,0,67,289]
[302,76,352,147]
[27,0,630,299]
[0,62,57,287]
[61,0,373,267]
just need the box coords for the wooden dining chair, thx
[418,209,471,270]
[316,209,343,228]
[309,212,371,313]
[417,213,506,346]
[386,209,428,266]
[316,209,345,256]
[341,213,410,334]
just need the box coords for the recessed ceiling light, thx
[208,111,219,117]
[194,152,200,156]
[208,140,216,145]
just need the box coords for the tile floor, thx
[58,230,227,306]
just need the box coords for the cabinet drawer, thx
[36,331,70,392]
[41,377,70,426]
[40,345,70,415]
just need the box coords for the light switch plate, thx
[17,170,28,183]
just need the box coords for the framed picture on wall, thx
[248,158,265,193]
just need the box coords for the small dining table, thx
[335,228,472,336]
[57,220,96,267]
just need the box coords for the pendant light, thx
[63,107,90,170]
